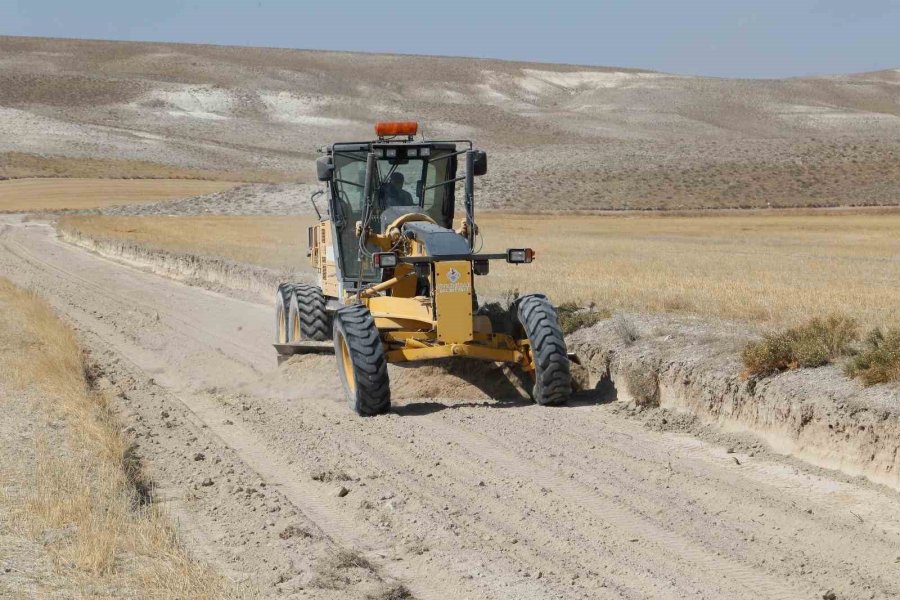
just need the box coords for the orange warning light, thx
[375,121,418,137]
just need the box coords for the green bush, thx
[742,314,859,377]
[845,328,900,386]
[556,302,610,335]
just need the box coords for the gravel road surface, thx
[1,215,898,599]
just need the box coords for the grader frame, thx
[275,121,572,415]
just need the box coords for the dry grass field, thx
[58,210,900,330]
[0,277,247,598]
[60,214,310,270]
[0,151,292,182]
[0,177,239,212]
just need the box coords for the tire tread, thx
[334,304,390,415]
[517,295,572,405]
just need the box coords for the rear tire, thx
[333,304,390,416]
[275,283,294,344]
[288,284,331,342]
[516,294,572,405]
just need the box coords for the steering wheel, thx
[385,212,436,233]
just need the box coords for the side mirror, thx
[316,156,334,182]
[473,150,487,176]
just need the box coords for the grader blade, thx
[274,341,334,365]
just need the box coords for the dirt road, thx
[1,215,899,599]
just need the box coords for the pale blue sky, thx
[2,0,899,78]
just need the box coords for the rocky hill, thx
[2,35,899,210]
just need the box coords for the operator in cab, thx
[381,172,415,208]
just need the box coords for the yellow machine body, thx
[308,216,534,372]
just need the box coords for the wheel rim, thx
[338,333,356,394]
[277,305,287,343]
[292,307,301,341]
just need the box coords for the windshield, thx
[331,147,456,282]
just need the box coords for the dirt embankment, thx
[58,226,310,301]
[569,315,900,491]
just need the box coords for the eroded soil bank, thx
[569,315,900,491]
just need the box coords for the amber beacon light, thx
[375,121,419,137]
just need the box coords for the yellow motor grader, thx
[275,121,572,415]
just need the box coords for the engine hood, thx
[401,221,470,257]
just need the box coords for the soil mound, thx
[276,355,529,403]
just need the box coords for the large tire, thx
[275,283,294,344]
[516,294,572,405]
[288,284,331,342]
[333,304,390,416]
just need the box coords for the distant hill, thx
[2,35,899,210]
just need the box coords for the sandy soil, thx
[2,36,900,209]
[1,215,899,599]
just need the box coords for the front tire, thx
[517,294,572,405]
[333,304,390,416]
[288,284,331,342]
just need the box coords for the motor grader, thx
[275,121,572,415]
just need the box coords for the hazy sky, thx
[2,0,899,78]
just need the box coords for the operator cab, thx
[317,121,485,286]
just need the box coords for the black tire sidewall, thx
[332,305,390,416]
[516,294,572,405]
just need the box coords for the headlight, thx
[374,252,398,268]
[506,248,535,264]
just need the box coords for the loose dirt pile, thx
[280,355,531,404]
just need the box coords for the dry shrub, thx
[845,328,900,386]
[742,314,860,377]
[612,314,640,345]
[0,278,246,598]
[311,548,375,589]
[367,583,415,600]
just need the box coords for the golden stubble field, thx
[58,210,900,331]
[0,178,239,212]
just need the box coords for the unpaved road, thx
[2,215,900,599]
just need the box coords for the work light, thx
[506,248,535,264]
[373,252,398,268]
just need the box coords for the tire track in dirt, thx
[229,358,896,597]
[463,402,900,578]
[406,415,807,599]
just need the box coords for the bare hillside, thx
[2,35,900,209]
